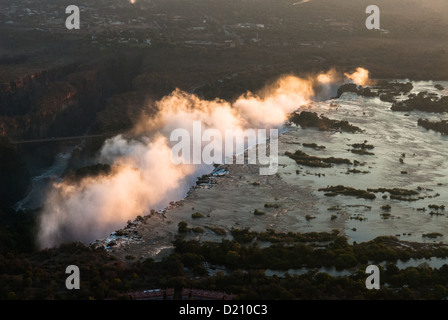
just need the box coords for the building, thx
[181,288,236,300]
[126,288,174,300]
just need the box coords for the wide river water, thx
[280,80,448,244]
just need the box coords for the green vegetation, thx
[193,265,448,299]
[264,203,280,209]
[0,137,31,209]
[253,209,265,216]
[346,168,370,174]
[371,81,414,103]
[350,141,375,156]
[427,205,446,216]
[0,242,136,300]
[196,175,211,185]
[66,163,112,182]
[422,233,443,239]
[380,213,392,219]
[353,160,366,167]
[350,149,375,156]
[230,228,340,244]
[178,221,189,233]
[305,215,316,221]
[429,205,445,210]
[302,143,326,150]
[2,210,448,300]
[367,188,419,196]
[205,226,227,236]
[0,208,37,255]
[336,81,413,103]
[350,214,366,221]
[392,92,448,113]
[418,119,448,135]
[230,228,256,243]
[366,188,423,201]
[289,111,363,133]
[3,0,448,301]
[285,150,351,168]
[174,233,448,274]
[336,84,377,99]
[318,185,376,200]
[389,195,421,202]
[178,222,205,234]
[192,227,205,234]
[379,93,396,103]
[191,212,204,219]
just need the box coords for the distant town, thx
[1,0,382,50]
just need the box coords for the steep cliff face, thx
[0,51,144,141]
[0,82,79,139]
[0,63,78,117]
[0,137,31,209]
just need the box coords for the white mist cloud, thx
[37,69,369,248]
[38,135,198,248]
[344,67,370,86]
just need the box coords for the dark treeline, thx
[1,217,448,299]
